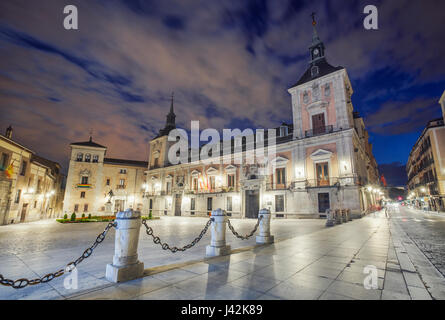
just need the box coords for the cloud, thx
[0,0,444,173]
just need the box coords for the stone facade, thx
[144,24,380,219]
[62,138,147,216]
[407,91,445,211]
[0,127,64,225]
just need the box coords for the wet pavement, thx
[1,210,445,300]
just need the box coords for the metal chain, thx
[227,215,262,240]
[142,218,213,253]
[0,221,116,289]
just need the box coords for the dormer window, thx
[279,126,288,137]
[311,66,319,77]
[85,154,91,162]
[76,153,83,162]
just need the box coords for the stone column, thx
[106,209,144,283]
[206,208,231,257]
[256,208,274,244]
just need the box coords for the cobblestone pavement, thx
[390,206,445,277]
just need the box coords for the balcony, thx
[266,183,290,191]
[304,177,340,188]
[76,184,92,189]
[116,184,126,190]
[305,125,334,138]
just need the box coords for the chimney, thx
[5,125,12,139]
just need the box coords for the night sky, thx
[0,0,444,186]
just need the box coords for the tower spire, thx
[308,12,325,65]
[158,91,176,137]
[311,12,321,45]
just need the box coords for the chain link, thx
[0,221,116,289]
[142,218,213,253]
[227,215,262,240]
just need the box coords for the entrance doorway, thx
[20,203,28,222]
[174,194,182,216]
[245,190,259,219]
[318,193,330,214]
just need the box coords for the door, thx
[245,190,259,219]
[318,193,330,214]
[312,113,326,135]
[174,194,182,216]
[20,203,28,222]
[316,162,330,186]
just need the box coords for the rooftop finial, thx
[170,91,174,114]
[311,12,316,26]
[89,129,93,142]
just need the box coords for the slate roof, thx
[70,139,107,149]
[291,58,344,88]
[104,158,148,168]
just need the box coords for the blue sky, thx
[0,0,444,185]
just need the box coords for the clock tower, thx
[309,13,326,65]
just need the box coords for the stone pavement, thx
[2,210,445,300]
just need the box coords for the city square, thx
[0,0,445,308]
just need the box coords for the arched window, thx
[76,153,83,162]
[85,154,91,162]
[92,155,99,163]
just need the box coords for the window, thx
[83,204,88,212]
[81,176,89,184]
[106,178,110,186]
[228,174,235,188]
[120,169,127,174]
[227,196,232,212]
[166,181,171,194]
[92,155,99,163]
[37,179,42,193]
[192,178,198,191]
[119,179,125,186]
[190,198,195,211]
[74,204,79,212]
[207,197,213,211]
[275,195,284,212]
[316,162,329,186]
[15,189,21,203]
[312,113,326,134]
[34,201,37,208]
[76,153,83,162]
[276,168,286,185]
[209,176,216,190]
[279,126,288,137]
[324,84,331,97]
[20,161,27,176]
[85,154,91,162]
[311,65,319,77]
[80,191,85,198]
[1,153,9,169]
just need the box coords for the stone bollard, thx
[347,209,353,221]
[325,209,335,227]
[206,208,231,257]
[335,209,342,224]
[342,209,348,223]
[256,208,274,244]
[106,209,144,283]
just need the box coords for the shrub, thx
[149,210,152,219]
[70,212,76,221]
[63,213,68,219]
[82,213,85,218]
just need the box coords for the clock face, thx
[313,48,319,56]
